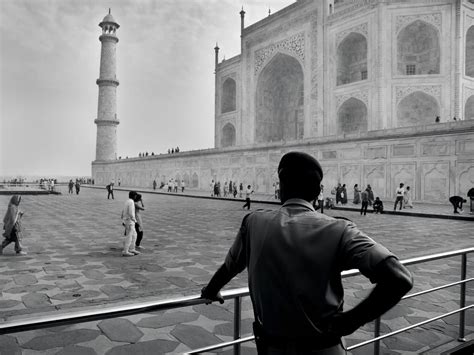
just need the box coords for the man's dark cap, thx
[278,151,323,183]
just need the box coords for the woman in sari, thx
[353,184,361,204]
[1,195,27,255]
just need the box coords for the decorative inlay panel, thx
[395,13,442,33]
[336,23,368,47]
[254,32,305,76]
[395,85,441,104]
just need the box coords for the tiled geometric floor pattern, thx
[0,188,472,354]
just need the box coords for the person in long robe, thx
[353,184,361,204]
[1,195,27,255]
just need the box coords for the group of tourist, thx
[68,179,82,195]
[153,179,186,193]
[167,147,180,154]
[209,180,245,199]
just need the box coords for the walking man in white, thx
[121,191,140,257]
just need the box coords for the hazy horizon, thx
[0,0,291,177]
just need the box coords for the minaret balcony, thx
[99,34,119,43]
[96,78,119,86]
[94,118,120,126]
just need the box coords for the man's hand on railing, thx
[200,286,224,304]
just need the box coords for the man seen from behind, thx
[201,151,413,354]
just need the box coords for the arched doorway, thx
[397,91,439,127]
[337,98,368,134]
[466,26,474,77]
[221,78,236,113]
[255,53,304,143]
[336,32,368,85]
[397,20,440,75]
[221,123,236,147]
[465,95,474,120]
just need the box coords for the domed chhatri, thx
[99,9,119,29]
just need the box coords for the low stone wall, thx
[92,122,474,202]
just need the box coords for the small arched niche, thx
[221,78,236,113]
[397,20,440,75]
[337,98,368,134]
[397,91,439,127]
[221,123,236,147]
[336,32,368,86]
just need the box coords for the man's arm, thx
[326,257,413,336]
[201,215,249,304]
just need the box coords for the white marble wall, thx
[92,121,474,202]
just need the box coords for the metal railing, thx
[0,247,472,354]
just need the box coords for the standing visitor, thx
[1,195,27,255]
[353,184,361,204]
[233,182,238,198]
[373,197,384,214]
[68,179,74,194]
[173,179,178,193]
[107,182,114,200]
[201,151,413,354]
[394,183,405,211]
[181,179,185,193]
[314,184,324,213]
[75,180,81,195]
[210,180,215,197]
[242,185,253,210]
[449,195,467,214]
[118,178,121,187]
[121,191,140,257]
[360,189,369,216]
[366,185,374,206]
[341,184,348,205]
[467,187,474,214]
[403,186,413,208]
[229,181,233,196]
[239,182,244,198]
[153,179,157,190]
[224,181,228,197]
[134,193,145,250]
[335,183,343,205]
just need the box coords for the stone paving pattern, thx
[0,187,472,354]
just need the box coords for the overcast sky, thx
[0,0,291,177]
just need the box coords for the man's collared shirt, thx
[224,198,394,338]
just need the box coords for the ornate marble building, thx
[92,0,474,202]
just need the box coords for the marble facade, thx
[92,0,474,202]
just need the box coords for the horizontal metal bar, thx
[402,278,474,300]
[0,250,472,335]
[341,247,474,279]
[401,248,474,266]
[184,335,255,354]
[347,304,474,351]
[0,287,248,335]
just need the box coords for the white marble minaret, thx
[95,9,119,161]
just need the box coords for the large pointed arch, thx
[255,53,304,143]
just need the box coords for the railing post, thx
[458,253,467,342]
[234,296,241,355]
[374,317,380,355]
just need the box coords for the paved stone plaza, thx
[0,188,472,354]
